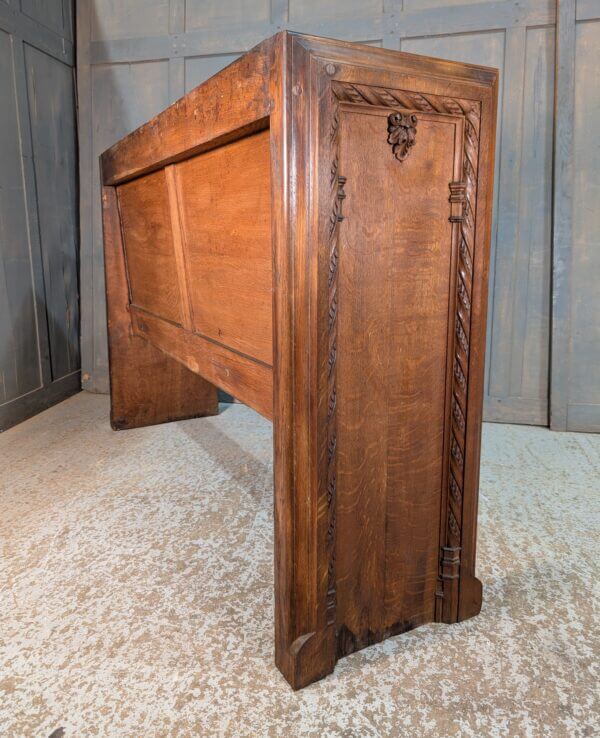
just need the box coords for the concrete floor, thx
[1,392,598,737]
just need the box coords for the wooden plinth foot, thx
[458,575,483,622]
[276,629,336,690]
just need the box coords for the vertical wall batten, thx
[168,0,185,103]
[487,26,527,401]
[568,15,600,431]
[550,0,576,430]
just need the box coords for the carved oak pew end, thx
[100,32,497,689]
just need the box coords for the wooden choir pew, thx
[101,32,498,689]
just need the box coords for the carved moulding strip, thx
[330,81,481,623]
[325,98,345,629]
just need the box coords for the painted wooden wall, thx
[0,0,79,431]
[77,0,600,432]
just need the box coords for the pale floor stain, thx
[0,393,598,738]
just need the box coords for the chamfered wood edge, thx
[100,33,275,186]
[102,116,270,187]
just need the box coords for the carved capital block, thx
[449,180,467,222]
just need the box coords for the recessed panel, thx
[118,170,183,325]
[185,0,269,29]
[175,130,272,365]
[21,0,67,36]
[336,106,461,637]
[289,0,382,22]
[91,0,169,40]
[25,45,79,379]
[0,28,40,401]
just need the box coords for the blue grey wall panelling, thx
[77,0,600,432]
[0,0,79,431]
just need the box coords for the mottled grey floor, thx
[1,392,598,737]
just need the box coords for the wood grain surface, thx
[102,186,218,430]
[118,170,184,326]
[176,130,273,365]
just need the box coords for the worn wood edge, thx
[102,116,270,186]
[282,629,337,690]
[271,31,302,687]
[292,31,500,89]
[110,403,218,431]
[100,35,275,186]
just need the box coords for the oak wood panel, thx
[175,130,273,365]
[102,185,218,430]
[383,113,462,630]
[308,36,495,681]
[130,307,273,420]
[117,169,184,326]
[335,105,463,645]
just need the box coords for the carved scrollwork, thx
[386,112,418,161]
